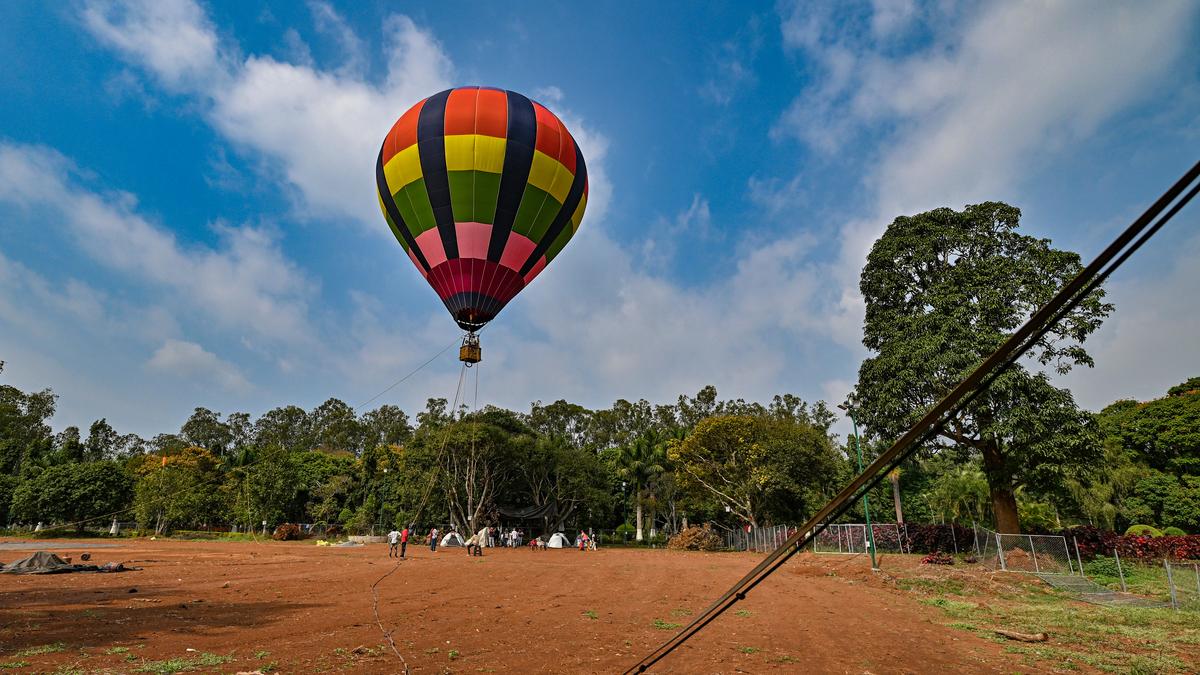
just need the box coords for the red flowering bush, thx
[921,551,954,565]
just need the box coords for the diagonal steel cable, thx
[625,159,1200,673]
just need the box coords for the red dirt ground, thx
[0,539,1038,673]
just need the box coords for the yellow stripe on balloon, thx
[383,144,423,192]
[445,134,507,174]
[473,135,506,174]
[527,151,572,205]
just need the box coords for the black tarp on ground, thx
[1,550,136,574]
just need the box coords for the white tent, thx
[546,532,572,549]
[440,532,465,547]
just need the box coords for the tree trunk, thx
[982,442,1020,533]
[889,471,904,524]
[635,501,644,541]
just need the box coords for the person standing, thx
[429,526,439,552]
[399,526,410,559]
[387,527,401,558]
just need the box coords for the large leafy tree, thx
[853,202,1110,533]
[670,415,838,527]
[10,461,133,529]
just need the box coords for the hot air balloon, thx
[376,87,589,364]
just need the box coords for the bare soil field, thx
[1,538,1033,673]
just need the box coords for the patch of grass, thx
[15,643,65,657]
[255,650,270,659]
[448,650,460,660]
[652,619,682,631]
[106,646,131,655]
[423,648,439,655]
[769,655,798,664]
[0,663,30,670]
[739,646,759,654]
[133,652,231,674]
[582,610,598,620]
[734,609,752,618]
[670,608,692,617]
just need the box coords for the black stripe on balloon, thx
[375,145,430,273]
[444,291,502,331]
[519,144,587,276]
[487,90,537,262]
[417,89,458,260]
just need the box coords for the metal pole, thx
[1030,536,1040,574]
[952,526,959,556]
[1114,548,1127,592]
[1194,563,1199,599]
[997,533,1007,571]
[1165,560,1178,610]
[846,414,878,570]
[1072,536,1085,578]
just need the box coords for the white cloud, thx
[774,0,1198,353]
[81,0,225,91]
[148,339,251,392]
[0,142,314,345]
[533,85,564,103]
[83,0,453,228]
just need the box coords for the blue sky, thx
[1,0,1198,439]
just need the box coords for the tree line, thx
[2,201,1196,539]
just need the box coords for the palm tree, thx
[617,432,665,541]
[888,468,904,524]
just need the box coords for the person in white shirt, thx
[387,528,401,558]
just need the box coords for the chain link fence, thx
[975,525,1075,574]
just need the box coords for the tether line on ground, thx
[624,158,1200,674]
[371,360,471,672]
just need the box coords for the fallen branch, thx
[994,629,1047,642]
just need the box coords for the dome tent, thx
[440,531,466,547]
[546,532,572,549]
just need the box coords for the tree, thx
[310,398,366,454]
[616,432,665,541]
[362,405,412,449]
[0,368,56,474]
[670,415,839,528]
[10,461,133,529]
[85,418,119,461]
[853,202,1111,533]
[133,447,227,533]
[181,408,233,456]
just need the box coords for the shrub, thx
[1060,525,1118,559]
[667,526,723,551]
[615,523,636,536]
[921,551,954,565]
[1124,524,1163,537]
[272,523,302,541]
[1162,526,1188,537]
[1085,555,1120,577]
[902,524,973,554]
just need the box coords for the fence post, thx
[996,533,1007,571]
[1113,548,1127,592]
[1165,560,1179,611]
[1194,563,1199,599]
[951,526,959,556]
[1029,536,1040,573]
[1072,536,1085,578]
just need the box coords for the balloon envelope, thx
[376,87,589,331]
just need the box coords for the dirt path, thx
[0,539,1030,673]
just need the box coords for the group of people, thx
[386,524,597,558]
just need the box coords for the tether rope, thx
[624,158,1200,673]
[371,358,473,671]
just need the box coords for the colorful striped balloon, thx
[376,87,588,332]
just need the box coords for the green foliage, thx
[853,202,1110,532]
[1017,497,1059,531]
[670,414,838,526]
[1084,555,1120,577]
[1161,526,1187,536]
[133,447,227,533]
[1125,525,1163,537]
[10,461,132,528]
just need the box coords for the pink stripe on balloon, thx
[523,256,547,285]
[415,228,448,268]
[456,222,492,260]
[499,232,537,273]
